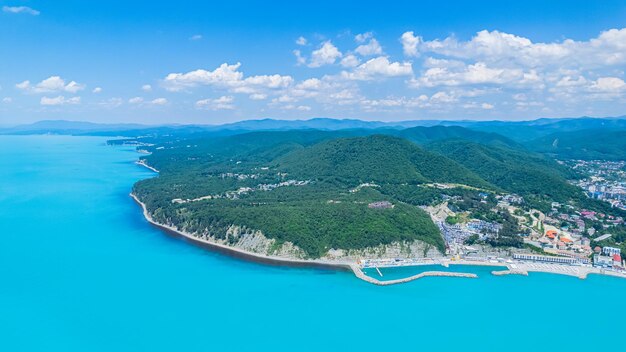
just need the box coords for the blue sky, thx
[1,0,626,125]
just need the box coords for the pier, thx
[351,265,478,286]
[491,269,528,276]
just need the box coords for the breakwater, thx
[351,265,478,285]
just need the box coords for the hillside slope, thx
[529,129,626,160]
[425,140,580,207]
[275,135,493,188]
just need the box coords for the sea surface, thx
[1,135,625,352]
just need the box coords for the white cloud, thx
[243,75,293,88]
[590,77,626,92]
[141,84,152,92]
[15,81,30,90]
[150,98,168,105]
[272,95,297,103]
[2,6,39,15]
[40,96,80,106]
[296,78,324,90]
[293,50,306,65]
[196,96,235,110]
[342,56,413,80]
[98,98,123,108]
[355,32,373,43]
[163,63,292,94]
[430,91,457,103]
[17,76,85,94]
[402,27,626,112]
[163,63,243,91]
[128,97,144,104]
[280,104,312,111]
[340,54,360,68]
[2,97,12,104]
[555,75,587,87]
[417,28,626,68]
[308,41,342,67]
[189,34,203,41]
[64,81,84,93]
[92,87,103,93]
[355,38,383,56]
[357,90,497,112]
[412,62,526,88]
[296,36,307,46]
[400,31,421,57]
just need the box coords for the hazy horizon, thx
[3,113,626,129]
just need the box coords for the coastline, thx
[130,192,626,283]
[130,193,353,272]
[129,159,626,285]
[135,159,160,173]
[132,191,484,284]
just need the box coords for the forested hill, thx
[275,135,492,189]
[398,126,520,149]
[529,129,626,160]
[129,125,603,258]
[425,140,581,209]
[138,125,521,173]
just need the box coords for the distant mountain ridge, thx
[5,116,626,160]
[4,115,625,136]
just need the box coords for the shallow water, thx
[1,135,624,352]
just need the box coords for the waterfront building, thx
[602,247,621,256]
[513,253,590,265]
[594,254,615,268]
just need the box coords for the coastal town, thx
[569,160,626,210]
[398,162,626,283]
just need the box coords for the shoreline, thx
[135,159,160,173]
[130,193,353,273]
[129,159,626,285]
[131,192,626,284]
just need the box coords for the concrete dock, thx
[351,265,478,286]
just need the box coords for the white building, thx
[602,246,621,256]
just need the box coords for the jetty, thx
[491,269,529,276]
[350,265,477,286]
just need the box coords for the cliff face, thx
[170,219,443,261]
[322,241,444,261]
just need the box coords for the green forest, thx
[130,125,624,258]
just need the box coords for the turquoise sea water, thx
[1,135,625,352]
